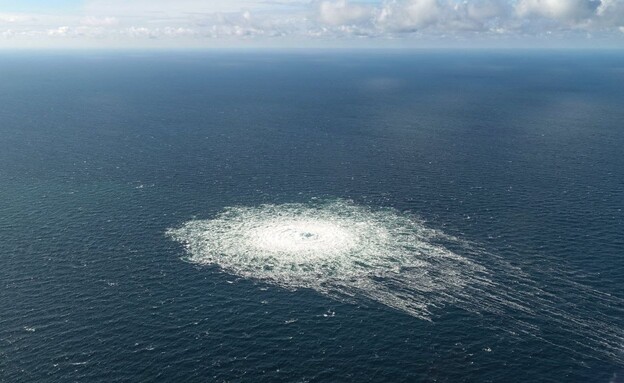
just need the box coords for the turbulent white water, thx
[167,199,491,319]
[167,199,624,362]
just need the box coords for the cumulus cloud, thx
[318,0,373,26]
[377,0,442,32]
[0,0,623,47]
[516,0,598,21]
[47,26,71,37]
[80,16,119,26]
[596,0,624,26]
[373,0,512,33]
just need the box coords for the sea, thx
[0,50,623,382]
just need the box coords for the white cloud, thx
[467,0,510,20]
[0,13,37,23]
[377,0,442,32]
[47,26,71,37]
[318,0,373,26]
[1,29,15,38]
[596,0,624,27]
[0,0,623,48]
[81,16,119,26]
[374,0,515,34]
[516,0,598,21]
[436,1,511,32]
[126,26,153,38]
[162,26,196,37]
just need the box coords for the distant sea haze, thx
[0,51,622,382]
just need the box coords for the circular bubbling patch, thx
[167,199,624,362]
[167,199,485,319]
[245,219,359,257]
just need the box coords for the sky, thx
[0,0,623,49]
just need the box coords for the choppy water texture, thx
[1,52,623,382]
[169,199,624,364]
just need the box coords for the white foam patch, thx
[167,199,624,363]
[167,199,489,319]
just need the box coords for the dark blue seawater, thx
[0,51,623,382]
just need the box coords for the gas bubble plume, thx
[167,199,624,363]
[167,199,487,319]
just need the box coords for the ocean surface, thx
[0,51,623,382]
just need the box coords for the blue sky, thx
[0,0,81,12]
[0,0,623,48]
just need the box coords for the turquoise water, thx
[0,51,623,382]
